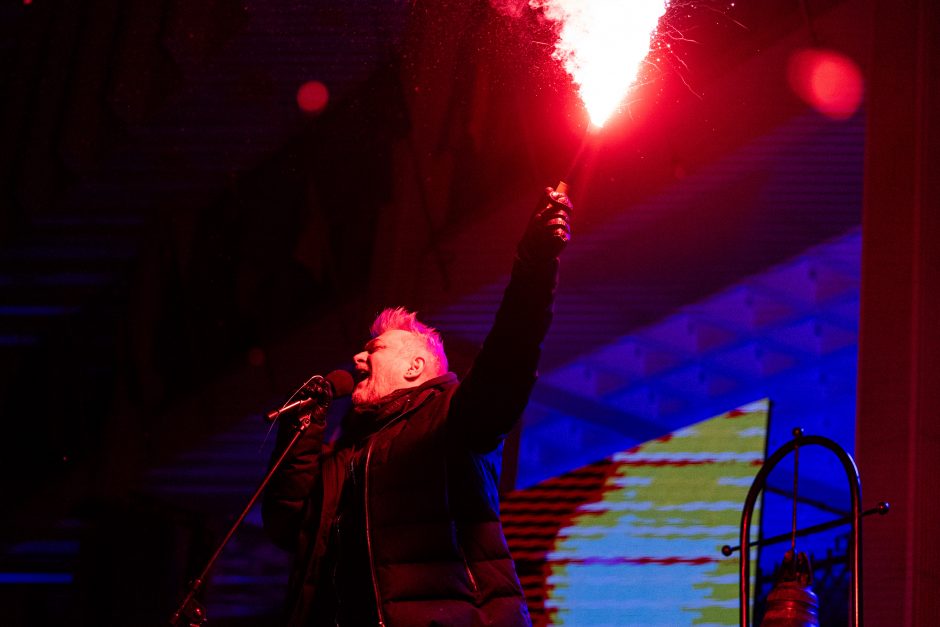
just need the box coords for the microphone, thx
[265,369,355,422]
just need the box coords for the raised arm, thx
[449,186,573,451]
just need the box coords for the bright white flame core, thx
[531,0,669,127]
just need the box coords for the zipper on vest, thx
[363,388,441,627]
[363,436,386,627]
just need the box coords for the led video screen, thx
[502,399,769,626]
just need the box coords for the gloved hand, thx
[517,185,573,263]
[300,375,335,405]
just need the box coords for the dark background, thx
[0,0,936,624]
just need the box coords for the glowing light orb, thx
[296,80,329,115]
[531,0,669,127]
[787,48,864,120]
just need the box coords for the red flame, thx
[532,0,669,127]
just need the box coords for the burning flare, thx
[531,0,669,127]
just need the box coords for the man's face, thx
[352,329,418,406]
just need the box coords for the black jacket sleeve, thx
[261,416,328,551]
[448,254,559,452]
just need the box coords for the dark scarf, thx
[336,373,458,447]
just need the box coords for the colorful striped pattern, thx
[502,400,769,626]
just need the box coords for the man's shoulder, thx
[425,372,459,389]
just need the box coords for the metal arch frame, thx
[737,432,862,627]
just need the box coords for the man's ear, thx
[404,356,426,381]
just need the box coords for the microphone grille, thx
[326,369,355,398]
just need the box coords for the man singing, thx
[263,186,573,626]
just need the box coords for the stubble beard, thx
[351,379,380,406]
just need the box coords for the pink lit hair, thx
[370,307,449,375]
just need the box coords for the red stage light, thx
[296,80,329,115]
[788,48,864,120]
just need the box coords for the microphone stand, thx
[169,400,329,626]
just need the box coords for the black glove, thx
[517,185,573,263]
